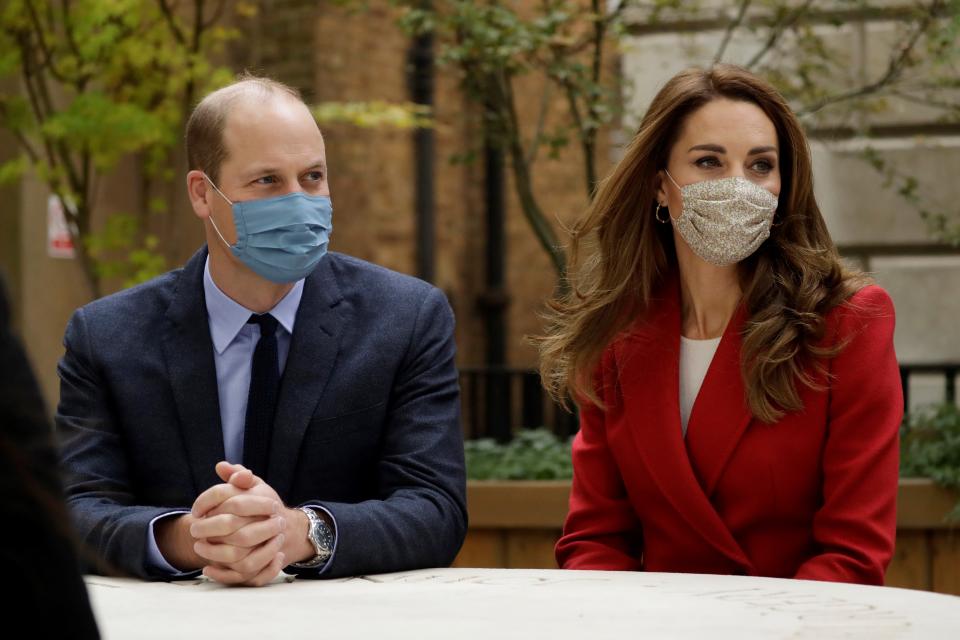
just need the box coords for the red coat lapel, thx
[684,304,754,498]
[614,277,753,570]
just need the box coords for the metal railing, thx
[459,363,960,441]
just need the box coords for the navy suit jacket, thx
[56,248,467,579]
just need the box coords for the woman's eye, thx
[695,156,721,168]
[751,159,774,173]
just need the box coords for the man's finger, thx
[227,533,285,577]
[241,552,286,587]
[204,495,280,519]
[192,483,245,518]
[216,461,259,489]
[215,515,286,548]
[194,539,254,565]
[190,513,257,540]
[215,461,243,483]
[228,469,258,490]
[203,552,285,587]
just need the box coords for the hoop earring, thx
[655,203,669,224]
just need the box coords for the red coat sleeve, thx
[793,285,902,584]
[556,349,643,570]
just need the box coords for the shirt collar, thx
[203,257,304,354]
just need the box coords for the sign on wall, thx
[47,194,76,259]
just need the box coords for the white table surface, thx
[86,568,960,639]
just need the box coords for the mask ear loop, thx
[770,201,783,228]
[658,170,683,223]
[202,173,236,249]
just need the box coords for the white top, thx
[679,335,722,436]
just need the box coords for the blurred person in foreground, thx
[1,277,99,635]
[56,75,466,586]
[538,64,902,584]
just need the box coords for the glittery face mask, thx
[664,171,778,266]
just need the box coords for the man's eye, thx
[304,171,324,181]
[255,176,277,185]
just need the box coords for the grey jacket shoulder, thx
[324,252,448,313]
[63,267,184,352]
[326,252,438,294]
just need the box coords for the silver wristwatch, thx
[291,506,334,569]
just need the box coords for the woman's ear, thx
[655,170,668,207]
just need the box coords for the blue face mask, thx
[204,175,333,284]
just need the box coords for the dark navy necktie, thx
[243,313,280,479]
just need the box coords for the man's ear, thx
[186,170,213,220]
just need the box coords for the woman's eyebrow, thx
[689,143,725,153]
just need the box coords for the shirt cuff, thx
[145,511,197,578]
[291,504,338,574]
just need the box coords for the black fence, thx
[459,366,578,441]
[460,363,960,441]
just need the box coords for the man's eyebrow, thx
[241,160,327,179]
[242,166,281,179]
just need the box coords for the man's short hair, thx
[185,74,303,183]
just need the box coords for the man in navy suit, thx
[56,76,466,586]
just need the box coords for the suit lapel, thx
[684,304,754,497]
[267,255,347,498]
[161,247,225,493]
[616,277,752,570]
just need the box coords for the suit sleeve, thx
[288,286,467,578]
[555,350,643,570]
[793,286,902,584]
[57,308,196,580]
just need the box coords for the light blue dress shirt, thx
[145,258,333,575]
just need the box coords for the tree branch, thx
[17,38,60,182]
[745,0,815,70]
[714,0,752,64]
[525,80,553,167]
[23,1,70,83]
[192,0,206,51]
[497,69,567,277]
[797,0,942,116]
[157,0,187,45]
[203,0,229,31]
[59,0,84,64]
[6,127,42,165]
[889,89,960,114]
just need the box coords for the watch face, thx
[308,512,333,557]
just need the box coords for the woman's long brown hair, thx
[538,64,868,422]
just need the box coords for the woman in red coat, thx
[538,65,902,584]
